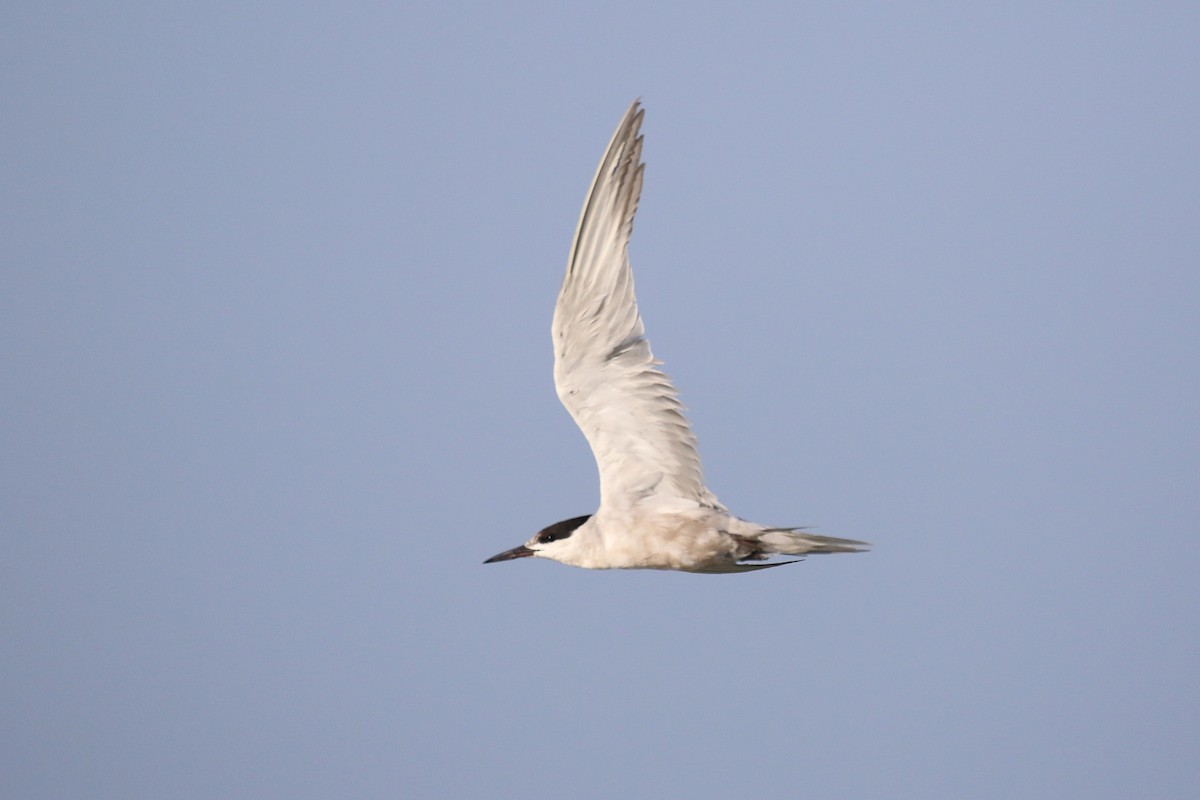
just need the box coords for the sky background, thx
[3,3,1198,798]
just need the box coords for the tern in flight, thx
[485,101,870,573]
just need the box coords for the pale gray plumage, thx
[552,102,719,512]
[484,101,870,573]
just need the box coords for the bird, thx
[484,101,870,573]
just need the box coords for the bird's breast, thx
[593,512,736,571]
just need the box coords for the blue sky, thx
[3,3,1198,798]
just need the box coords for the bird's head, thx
[484,515,593,566]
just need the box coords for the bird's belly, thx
[599,516,736,571]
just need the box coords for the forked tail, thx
[755,527,871,556]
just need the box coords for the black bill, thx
[483,544,534,564]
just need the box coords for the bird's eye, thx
[535,515,591,544]
[537,527,572,544]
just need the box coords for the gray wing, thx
[551,101,722,512]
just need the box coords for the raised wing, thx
[552,101,721,512]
